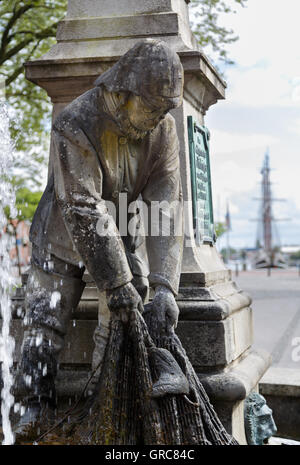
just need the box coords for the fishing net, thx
[57,303,239,445]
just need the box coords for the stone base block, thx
[198,349,271,444]
[176,306,253,368]
[259,367,300,441]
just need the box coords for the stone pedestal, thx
[175,275,270,443]
[9,0,271,444]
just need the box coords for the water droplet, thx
[35,333,43,347]
[24,375,32,387]
[50,291,61,309]
[13,403,20,413]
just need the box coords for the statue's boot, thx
[13,254,86,441]
[148,347,189,398]
[13,397,56,440]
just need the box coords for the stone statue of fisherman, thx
[15,39,184,432]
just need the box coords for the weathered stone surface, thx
[260,367,300,397]
[198,350,271,401]
[61,0,195,52]
[259,367,300,440]
[57,14,180,41]
[177,280,252,320]
[197,350,271,444]
[55,368,90,398]
[259,396,300,441]
[212,399,247,444]
[7,320,96,366]
[66,0,190,19]
[9,304,253,370]
[38,0,199,64]
[176,306,253,368]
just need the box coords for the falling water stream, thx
[0,102,17,445]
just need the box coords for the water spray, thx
[0,102,17,445]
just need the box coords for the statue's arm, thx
[142,116,183,297]
[52,126,133,292]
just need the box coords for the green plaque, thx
[187,116,215,245]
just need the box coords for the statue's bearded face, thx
[115,94,170,140]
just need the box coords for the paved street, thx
[234,268,300,369]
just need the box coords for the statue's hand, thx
[152,285,179,334]
[106,282,143,323]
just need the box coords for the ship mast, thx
[261,151,272,255]
[254,149,288,268]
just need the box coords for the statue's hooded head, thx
[95,39,184,139]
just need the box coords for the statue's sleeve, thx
[52,124,133,291]
[142,117,183,295]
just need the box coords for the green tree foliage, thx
[190,0,248,64]
[290,250,300,261]
[214,221,227,238]
[4,186,42,275]
[14,187,42,222]
[0,0,67,189]
[4,187,42,228]
[220,246,236,259]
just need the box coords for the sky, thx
[202,0,300,249]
